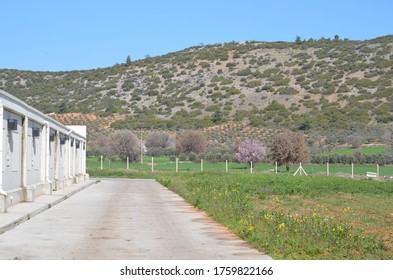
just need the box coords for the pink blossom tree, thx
[235,139,266,165]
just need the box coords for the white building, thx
[0,89,88,213]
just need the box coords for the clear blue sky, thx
[1,0,392,71]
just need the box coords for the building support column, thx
[40,123,46,183]
[0,101,7,213]
[67,131,73,184]
[53,130,59,190]
[82,141,87,175]
[21,116,34,201]
[72,138,76,182]
[44,122,52,195]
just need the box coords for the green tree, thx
[211,111,222,124]
[126,55,132,66]
[295,35,302,45]
[58,101,67,113]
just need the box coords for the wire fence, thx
[87,156,393,180]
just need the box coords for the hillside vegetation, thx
[1,35,393,146]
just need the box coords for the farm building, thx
[0,89,88,213]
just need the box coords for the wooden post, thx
[127,156,129,170]
[351,163,354,179]
[176,158,178,173]
[151,157,154,172]
[100,155,103,170]
[140,130,143,164]
[275,161,278,174]
[201,159,203,172]
[327,162,329,176]
[294,162,308,176]
[226,160,228,173]
[250,161,253,174]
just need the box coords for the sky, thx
[1,0,392,71]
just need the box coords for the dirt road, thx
[0,179,271,260]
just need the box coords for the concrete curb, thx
[0,180,96,235]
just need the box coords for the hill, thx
[1,35,393,147]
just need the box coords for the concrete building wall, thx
[57,133,66,180]
[49,129,55,181]
[2,110,22,191]
[0,89,88,213]
[26,120,42,185]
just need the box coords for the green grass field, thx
[318,146,388,156]
[87,156,393,177]
[159,173,393,260]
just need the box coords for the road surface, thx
[0,179,271,260]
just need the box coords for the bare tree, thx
[382,131,393,152]
[109,130,140,162]
[88,133,111,157]
[145,132,174,149]
[348,134,363,149]
[235,139,266,165]
[269,131,309,171]
[176,130,208,155]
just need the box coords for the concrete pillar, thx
[21,116,28,188]
[78,140,82,175]
[82,141,86,175]
[45,123,50,184]
[41,121,52,195]
[71,138,76,181]
[40,124,46,183]
[73,139,76,177]
[0,101,7,213]
[54,130,59,190]
[21,116,34,202]
[82,142,85,174]
[67,133,73,181]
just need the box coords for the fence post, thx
[201,159,203,172]
[152,157,154,172]
[176,158,178,173]
[100,155,103,170]
[250,161,253,174]
[327,162,329,176]
[226,160,228,173]
[351,163,354,179]
[275,161,278,174]
[127,156,129,170]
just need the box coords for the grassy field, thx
[318,146,388,156]
[87,156,393,177]
[87,160,393,260]
[158,173,393,260]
